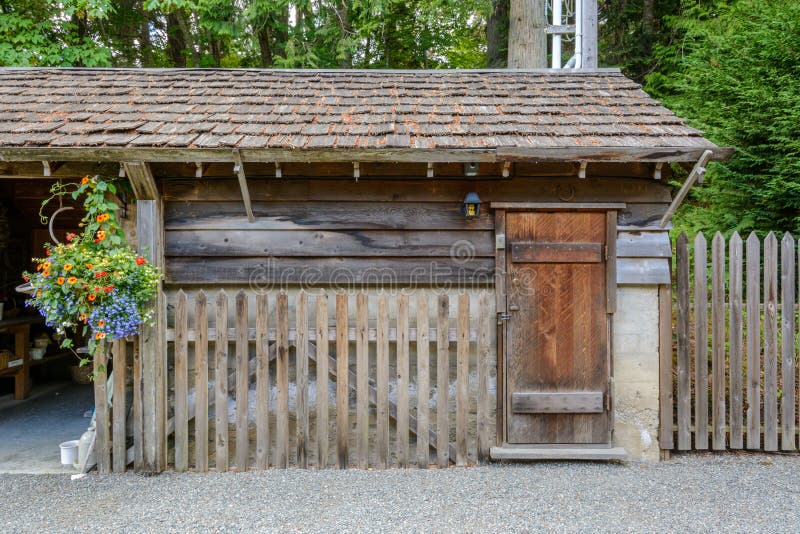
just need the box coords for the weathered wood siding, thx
[162,172,672,287]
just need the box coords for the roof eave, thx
[0,146,734,164]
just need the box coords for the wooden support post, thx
[274,162,282,178]
[232,149,255,222]
[136,198,166,473]
[659,283,674,451]
[427,162,434,178]
[501,161,511,178]
[659,150,713,228]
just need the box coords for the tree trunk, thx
[257,27,273,68]
[166,12,187,67]
[642,0,656,36]
[508,0,547,69]
[487,0,509,67]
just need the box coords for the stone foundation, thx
[613,286,661,461]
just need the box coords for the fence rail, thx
[672,231,799,451]
[94,289,495,472]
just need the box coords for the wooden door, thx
[505,211,611,444]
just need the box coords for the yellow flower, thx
[57,277,65,285]
[42,270,50,277]
[86,263,94,270]
[43,262,51,269]
[64,263,72,271]
[95,332,106,340]
[96,213,109,223]
[67,277,77,284]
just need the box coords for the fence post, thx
[676,233,691,450]
[729,233,744,449]
[694,232,709,449]
[781,234,796,451]
[764,232,779,451]
[746,233,761,449]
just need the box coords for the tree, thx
[0,0,113,66]
[507,0,546,68]
[647,0,800,235]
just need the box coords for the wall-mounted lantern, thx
[462,192,482,219]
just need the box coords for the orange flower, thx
[135,257,146,266]
[36,263,43,271]
[57,277,65,285]
[36,290,42,297]
[81,176,89,185]
[96,213,109,223]
[67,277,77,284]
[64,263,72,271]
[42,270,50,277]
[94,230,106,243]
[88,294,96,301]
[79,313,88,323]
[97,320,105,327]
[43,262,51,269]
[95,332,106,340]
[86,263,94,270]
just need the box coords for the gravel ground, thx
[1,453,798,533]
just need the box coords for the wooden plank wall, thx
[161,172,671,286]
[670,231,800,451]
[162,289,493,470]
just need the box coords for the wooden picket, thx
[671,231,800,452]
[150,289,494,471]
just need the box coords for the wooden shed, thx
[0,68,730,472]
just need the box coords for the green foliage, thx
[0,0,113,66]
[0,0,489,69]
[646,0,800,236]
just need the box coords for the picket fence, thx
[93,290,495,473]
[671,231,800,451]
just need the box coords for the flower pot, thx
[59,440,79,465]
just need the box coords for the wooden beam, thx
[0,146,734,164]
[658,149,713,228]
[123,161,158,200]
[231,149,255,223]
[136,199,167,473]
[489,202,626,210]
[546,24,575,35]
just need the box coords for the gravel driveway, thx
[1,453,798,533]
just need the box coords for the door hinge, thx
[604,393,612,412]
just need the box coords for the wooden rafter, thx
[122,161,159,200]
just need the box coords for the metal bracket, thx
[498,312,512,322]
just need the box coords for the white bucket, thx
[59,440,79,465]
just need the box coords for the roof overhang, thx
[0,146,734,164]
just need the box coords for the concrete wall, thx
[613,285,661,461]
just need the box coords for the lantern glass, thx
[462,192,481,219]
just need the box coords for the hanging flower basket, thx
[23,176,161,361]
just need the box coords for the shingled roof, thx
[0,68,724,161]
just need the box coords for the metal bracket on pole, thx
[658,149,713,228]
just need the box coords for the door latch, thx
[498,312,512,322]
